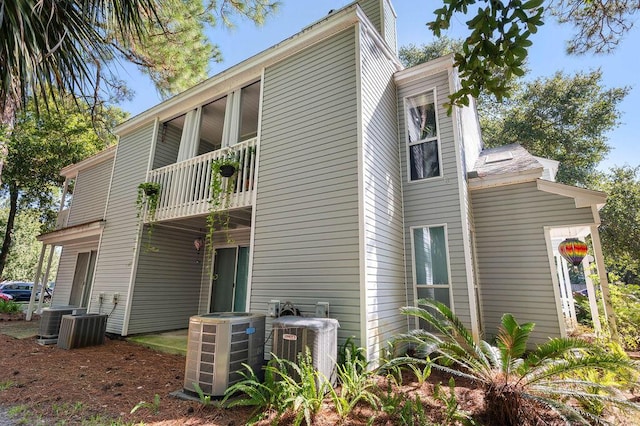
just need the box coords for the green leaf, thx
[522,0,545,9]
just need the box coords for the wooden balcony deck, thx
[145,138,257,222]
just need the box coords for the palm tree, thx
[397,298,640,425]
[0,0,157,110]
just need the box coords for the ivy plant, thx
[136,182,161,252]
[206,155,239,263]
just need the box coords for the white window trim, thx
[404,87,444,183]
[410,223,455,314]
[164,79,262,153]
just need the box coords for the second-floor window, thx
[157,81,261,168]
[406,90,441,181]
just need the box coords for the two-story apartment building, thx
[34,0,611,360]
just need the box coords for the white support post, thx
[590,225,619,341]
[582,255,602,335]
[26,244,47,321]
[555,254,570,318]
[36,246,56,314]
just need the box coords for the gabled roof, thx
[468,143,607,209]
[114,2,401,137]
[468,144,543,189]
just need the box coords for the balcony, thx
[56,209,70,229]
[145,138,258,222]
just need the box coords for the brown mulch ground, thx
[0,312,637,425]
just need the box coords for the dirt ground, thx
[0,312,637,425]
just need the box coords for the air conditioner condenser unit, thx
[271,316,339,386]
[37,306,87,345]
[184,312,265,397]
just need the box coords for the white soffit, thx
[537,179,606,209]
[549,226,592,239]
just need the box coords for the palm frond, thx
[524,392,601,426]
[524,352,637,386]
[1,0,158,108]
[497,313,534,375]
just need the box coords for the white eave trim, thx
[537,179,607,209]
[60,145,117,178]
[37,220,105,245]
[355,7,402,71]
[115,5,363,137]
[394,54,454,85]
[468,168,543,190]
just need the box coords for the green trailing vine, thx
[206,155,239,263]
[136,182,161,252]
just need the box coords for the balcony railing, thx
[146,138,258,222]
[56,208,69,229]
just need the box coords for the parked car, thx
[0,282,41,302]
[0,292,14,301]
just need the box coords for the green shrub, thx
[224,351,327,426]
[329,345,380,419]
[0,299,21,314]
[573,293,593,327]
[223,360,288,425]
[396,298,640,426]
[609,283,640,351]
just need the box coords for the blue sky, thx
[119,1,639,170]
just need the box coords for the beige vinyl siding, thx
[358,0,382,34]
[471,181,596,344]
[251,28,361,349]
[359,26,405,360]
[91,124,155,334]
[67,158,114,226]
[382,0,397,52]
[398,69,473,328]
[128,225,204,333]
[51,242,99,306]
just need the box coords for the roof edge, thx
[536,179,606,209]
[394,54,454,85]
[60,145,117,178]
[115,4,362,137]
[37,220,105,245]
[468,167,543,190]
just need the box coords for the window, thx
[406,90,440,180]
[412,225,451,309]
[157,80,261,167]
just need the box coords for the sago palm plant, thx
[397,298,640,426]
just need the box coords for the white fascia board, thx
[37,220,104,245]
[60,145,117,178]
[115,6,361,138]
[468,168,543,190]
[355,7,402,70]
[536,179,607,209]
[394,54,454,85]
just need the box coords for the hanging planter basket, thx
[219,164,237,177]
[143,186,159,196]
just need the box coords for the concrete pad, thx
[127,329,188,356]
[0,319,39,339]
